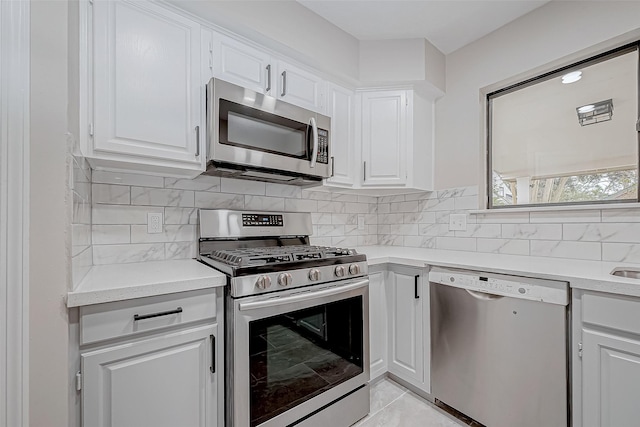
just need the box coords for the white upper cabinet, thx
[325,83,355,187]
[211,32,272,94]
[357,88,434,191]
[275,61,327,114]
[88,0,206,177]
[360,90,409,187]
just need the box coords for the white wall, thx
[435,0,640,190]
[30,1,71,426]
[170,0,360,82]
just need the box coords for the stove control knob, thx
[308,269,321,281]
[255,275,272,290]
[278,273,293,287]
[349,264,361,275]
[335,265,346,278]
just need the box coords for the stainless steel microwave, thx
[204,78,331,186]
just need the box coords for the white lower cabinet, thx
[385,265,430,393]
[577,290,640,427]
[79,288,223,427]
[368,270,388,380]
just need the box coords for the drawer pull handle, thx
[414,275,420,299]
[210,334,216,373]
[133,307,183,321]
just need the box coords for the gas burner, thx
[206,245,358,267]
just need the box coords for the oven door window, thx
[249,296,364,426]
[219,99,309,159]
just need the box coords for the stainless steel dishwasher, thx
[429,267,569,427]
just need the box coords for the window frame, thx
[486,41,640,209]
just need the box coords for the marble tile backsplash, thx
[71,155,92,287]
[379,185,640,264]
[91,172,379,265]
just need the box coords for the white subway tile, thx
[379,195,405,203]
[164,176,221,192]
[311,212,332,225]
[164,207,198,225]
[266,183,301,198]
[424,197,455,211]
[601,208,640,223]
[166,242,196,260]
[92,225,130,244]
[403,235,437,248]
[530,210,600,223]
[316,225,345,237]
[332,236,358,247]
[244,195,285,211]
[436,237,476,251]
[357,195,378,204]
[301,190,332,200]
[92,170,164,188]
[419,223,453,237]
[379,234,404,246]
[92,184,130,205]
[602,243,640,263]
[317,200,346,213]
[530,240,601,260]
[130,224,196,244]
[93,243,165,265]
[72,246,93,289]
[93,205,163,225]
[131,187,194,207]
[390,201,419,213]
[378,214,404,225]
[358,235,379,246]
[404,192,432,201]
[195,192,244,209]
[284,198,318,212]
[455,224,501,238]
[502,224,562,240]
[475,211,529,224]
[477,238,529,255]
[563,223,640,243]
[377,203,390,214]
[220,178,265,195]
[332,214,357,225]
[346,202,369,214]
[332,193,359,202]
[454,195,478,210]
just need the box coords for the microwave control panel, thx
[317,129,329,164]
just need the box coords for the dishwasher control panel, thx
[429,268,569,305]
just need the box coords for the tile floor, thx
[353,378,468,427]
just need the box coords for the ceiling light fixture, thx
[562,71,582,84]
[576,99,613,126]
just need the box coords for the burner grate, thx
[206,245,356,267]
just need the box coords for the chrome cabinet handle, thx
[134,307,183,321]
[330,156,335,177]
[281,71,287,97]
[265,64,271,93]
[363,161,366,182]
[309,117,318,168]
[195,126,200,157]
[239,279,368,311]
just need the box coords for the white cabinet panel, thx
[387,266,428,391]
[369,271,388,380]
[276,61,326,113]
[212,32,271,94]
[361,90,408,186]
[582,329,640,427]
[325,83,355,187]
[92,0,203,172]
[82,324,218,427]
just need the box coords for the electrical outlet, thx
[358,214,366,230]
[449,214,467,231]
[147,212,163,234]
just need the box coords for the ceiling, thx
[297,0,551,54]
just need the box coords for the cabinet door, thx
[92,0,203,169]
[387,266,426,390]
[325,83,355,187]
[582,329,640,427]
[369,271,388,380]
[212,32,271,94]
[276,61,326,113]
[361,90,408,186]
[82,324,218,427]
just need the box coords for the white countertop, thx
[67,259,226,307]
[357,245,640,298]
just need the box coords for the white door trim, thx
[0,1,30,426]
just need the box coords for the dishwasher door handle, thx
[465,289,504,301]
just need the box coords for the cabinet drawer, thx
[583,292,640,335]
[80,288,217,345]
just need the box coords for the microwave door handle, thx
[309,117,318,168]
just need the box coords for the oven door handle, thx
[239,279,368,312]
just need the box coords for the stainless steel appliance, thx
[198,209,370,427]
[205,78,331,186]
[429,267,569,427]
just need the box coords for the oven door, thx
[207,78,331,179]
[229,277,370,427]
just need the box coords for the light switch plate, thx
[147,212,163,234]
[449,213,467,231]
[358,215,366,230]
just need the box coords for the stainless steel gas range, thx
[198,209,370,427]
